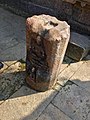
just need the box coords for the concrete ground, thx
[0,7,90,120]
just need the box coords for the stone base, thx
[26,76,56,92]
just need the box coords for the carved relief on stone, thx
[26,15,70,91]
[26,33,49,83]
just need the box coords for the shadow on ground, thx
[20,79,90,120]
[0,71,90,120]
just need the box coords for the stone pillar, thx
[26,15,70,91]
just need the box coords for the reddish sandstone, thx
[26,15,70,91]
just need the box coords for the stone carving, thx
[26,15,70,91]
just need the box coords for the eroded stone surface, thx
[52,81,90,120]
[37,104,72,120]
[0,86,57,120]
[0,7,26,102]
[26,15,70,91]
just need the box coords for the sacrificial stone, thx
[26,15,70,91]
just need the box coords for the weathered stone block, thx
[66,32,90,61]
[26,15,70,91]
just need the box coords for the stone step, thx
[66,32,90,61]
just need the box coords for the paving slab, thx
[0,86,57,120]
[0,42,26,61]
[0,36,19,51]
[37,103,72,120]
[0,24,14,39]
[0,16,12,29]
[52,81,90,120]
[0,62,25,100]
[0,7,26,54]
[57,61,83,86]
[0,8,25,28]
[70,60,90,93]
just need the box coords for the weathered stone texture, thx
[66,32,90,61]
[26,15,70,91]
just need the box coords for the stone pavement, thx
[0,7,90,120]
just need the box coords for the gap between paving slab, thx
[70,60,90,93]
[57,60,84,86]
[52,81,90,120]
[37,103,72,120]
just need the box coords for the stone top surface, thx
[26,15,70,41]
